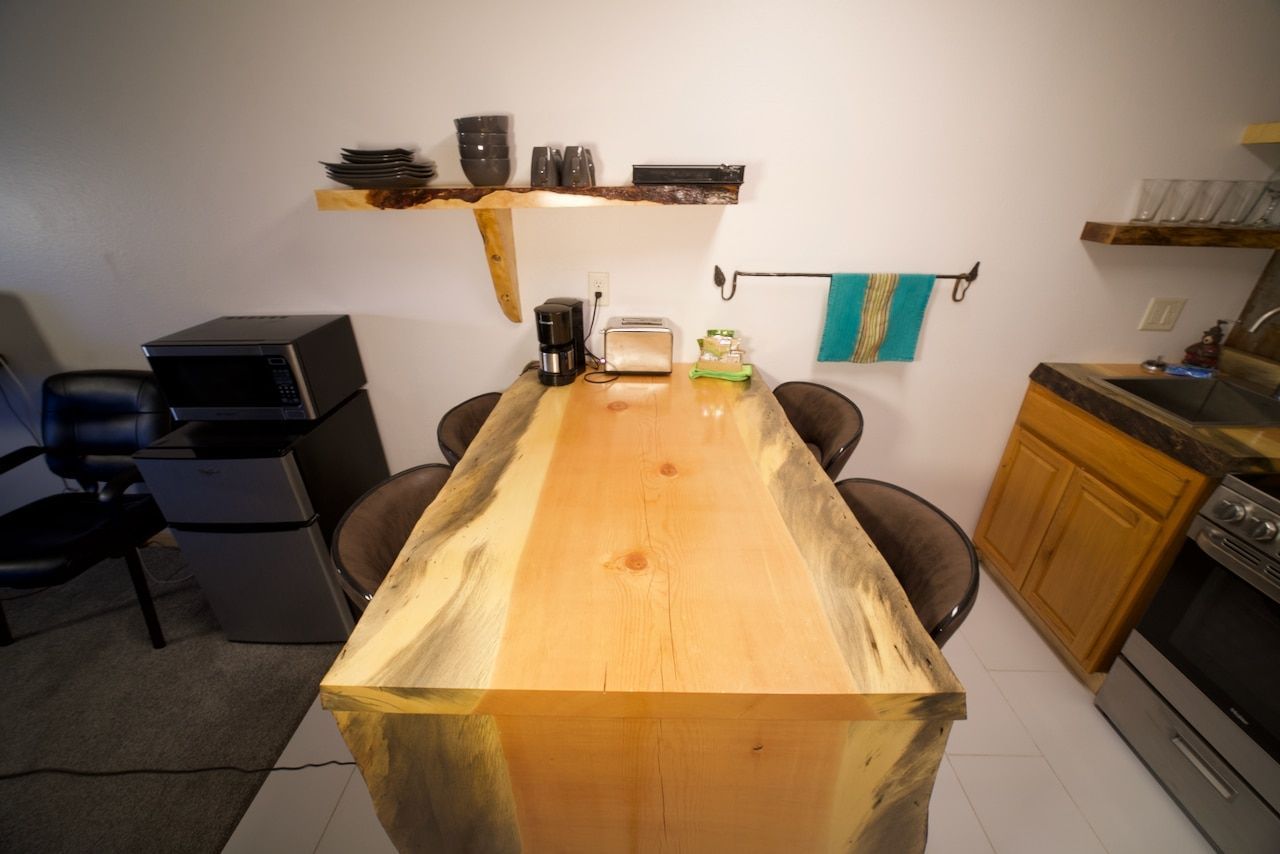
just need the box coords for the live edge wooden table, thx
[320,366,965,853]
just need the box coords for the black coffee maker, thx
[534,298,585,386]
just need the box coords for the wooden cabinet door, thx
[974,425,1073,588]
[1022,467,1161,661]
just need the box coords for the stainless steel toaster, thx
[603,317,673,374]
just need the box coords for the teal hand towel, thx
[817,273,936,362]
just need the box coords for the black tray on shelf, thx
[632,164,745,185]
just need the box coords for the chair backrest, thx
[835,477,978,648]
[331,463,451,610]
[773,381,864,480]
[42,370,170,486]
[437,392,502,467]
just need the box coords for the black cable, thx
[0,759,357,782]
[0,356,40,441]
[0,587,50,602]
[581,291,618,381]
[0,379,40,446]
[585,290,601,342]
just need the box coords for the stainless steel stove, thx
[1097,473,1280,853]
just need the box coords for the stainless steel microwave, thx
[141,315,366,421]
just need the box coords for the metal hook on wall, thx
[713,262,981,303]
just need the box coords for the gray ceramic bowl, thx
[460,158,512,187]
[458,143,510,158]
[456,131,509,146]
[454,115,510,133]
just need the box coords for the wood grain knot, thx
[752,743,764,752]
[608,401,628,412]
[624,552,649,571]
[659,463,679,477]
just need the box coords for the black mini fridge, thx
[135,391,388,642]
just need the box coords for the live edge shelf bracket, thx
[314,184,741,323]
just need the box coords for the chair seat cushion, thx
[0,493,165,588]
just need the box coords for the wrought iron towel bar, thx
[713,262,980,303]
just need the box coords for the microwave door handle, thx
[1170,735,1237,801]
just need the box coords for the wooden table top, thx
[320,367,964,722]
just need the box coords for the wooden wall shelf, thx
[1080,221,1280,249]
[314,184,740,322]
[1243,122,1280,144]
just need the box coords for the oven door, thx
[1133,515,1280,771]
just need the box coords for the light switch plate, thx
[1139,297,1186,331]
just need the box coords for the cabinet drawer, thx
[1097,657,1280,854]
[1021,384,1192,519]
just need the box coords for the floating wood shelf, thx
[314,184,740,322]
[1080,221,1280,249]
[1242,122,1280,144]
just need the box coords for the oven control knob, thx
[1244,516,1279,542]
[1211,499,1246,523]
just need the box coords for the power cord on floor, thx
[139,545,194,585]
[0,759,357,782]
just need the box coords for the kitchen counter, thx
[1031,362,1280,476]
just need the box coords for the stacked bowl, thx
[455,115,511,187]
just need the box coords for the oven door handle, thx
[1170,735,1237,801]
[1194,527,1253,576]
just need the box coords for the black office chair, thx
[773,381,864,480]
[0,371,172,648]
[436,392,502,467]
[835,478,978,648]
[330,463,452,611]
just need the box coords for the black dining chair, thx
[835,477,978,648]
[436,392,502,467]
[773,381,864,480]
[330,463,452,611]
[0,370,173,648]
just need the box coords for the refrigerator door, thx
[137,452,314,525]
[174,521,353,643]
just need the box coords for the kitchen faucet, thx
[1248,307,1280,332]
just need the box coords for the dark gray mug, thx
[531,146,561,187]
[563,146,593,188]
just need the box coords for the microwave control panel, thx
[268,356,301,406]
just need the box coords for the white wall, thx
[2,0,1278,527]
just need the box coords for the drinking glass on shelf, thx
[1131,178,1172,222]
[1247,170,1280,228]
[1216,180,1267,225]
[1186,180,1234,224]
[1158,180,1205,224]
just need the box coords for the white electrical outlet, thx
[1138,297,1186,331]
[588,272,610,307]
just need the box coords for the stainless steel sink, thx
[1100,376,1280,427]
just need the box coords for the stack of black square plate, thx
[321,148,437,189]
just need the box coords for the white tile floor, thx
[224,566,1215,853]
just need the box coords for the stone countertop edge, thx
[1029,363,1279,477]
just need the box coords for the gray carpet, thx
[0,546,343,853]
